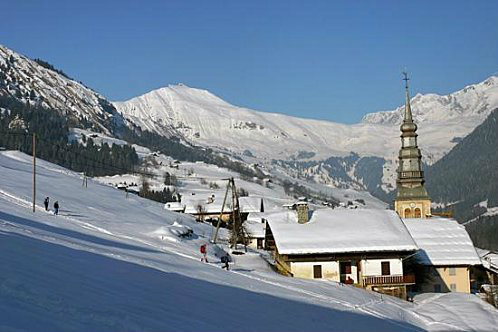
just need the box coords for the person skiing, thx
[200,244,208,262]
[221,254,230,270]
[53,201,59,215]
[43,197,49,211]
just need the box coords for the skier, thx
[53,201,59,215]
[43,197,49,211]
[221,254,230,270]
[200,244,208,262]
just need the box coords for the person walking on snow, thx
[53,201,59,215]
[43,197,49,211]
[221,254,230,270]
[200,244,208,262]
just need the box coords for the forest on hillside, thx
[425,109,498,222]
[0,96,139,177]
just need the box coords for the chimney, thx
[296,201,309,224]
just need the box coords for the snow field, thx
[0,151,497,331]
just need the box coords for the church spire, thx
[394,72,431,219]
[403,72,414,123]
[400,72,417,133]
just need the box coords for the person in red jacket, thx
[200,244,208,262]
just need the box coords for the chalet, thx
[244,212,269,249]
[239,196,265,223]
[183,197,232,222]
[475,248,498,307]
[245,218,266,249]
[476,248,498,285]
[265,207,417,299]
[402,218,481,293]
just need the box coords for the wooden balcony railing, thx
[363,274,415,286]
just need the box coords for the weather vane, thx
[402,71,410,89]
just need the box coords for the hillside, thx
[1,150,498,331]
[426,109,498,220]
[0,44,123,134]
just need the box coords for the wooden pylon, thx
[211,177,247,250]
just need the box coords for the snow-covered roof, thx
[266,209,417,255]
[239,196,263,213]
[247,212,267,223]
[476,248,498,273]
[245,219,266,238]
[164,202,184,212]
[183,198,232,214]
[402,218,481,266]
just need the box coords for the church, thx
[394,73,432,218]
[262,75,480,298]
[395,73,480,294]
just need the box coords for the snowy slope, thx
[2,150,497,331]
[0,44,123,134]
[113,76,498,163]
[95,151,388,209]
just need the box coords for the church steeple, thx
[403,72,415,123]
[394,72,431,219]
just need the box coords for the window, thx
[313,265,322,279]
[414,208,421,218]
[340,262,352,274]
[381,261,390,276]
[449,267,456,276]
[450,283,457,292]
[257,239,263,249]
[404,208,413,218]
[434,284,442,292]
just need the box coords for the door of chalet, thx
[340,261,352,283]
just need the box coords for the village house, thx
[245,219,266,249]
[244,212,269,249]
[264,207,418,299]
[476,248,498,285]
[239,196,265,218]
[402,218,481,293]
[474,248,498,307]
[183,197,232,222]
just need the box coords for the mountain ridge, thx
[114,74,498,163]
[1,43,496,221]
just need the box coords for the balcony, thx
[363,274,415,286]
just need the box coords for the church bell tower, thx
[394,73,431,218]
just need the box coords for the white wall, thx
[290,261,340,281]
[344,264,358,283]
[362,258,403,276]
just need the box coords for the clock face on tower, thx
[410,203,416,208]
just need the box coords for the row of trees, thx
[0,95,140,177]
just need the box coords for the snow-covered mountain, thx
[0,44,123,134]
[362,76,498,125]
[113,75,498,199]
[2,42,497,207]
[114,76,498,164]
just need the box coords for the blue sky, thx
[2,0,497,123]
